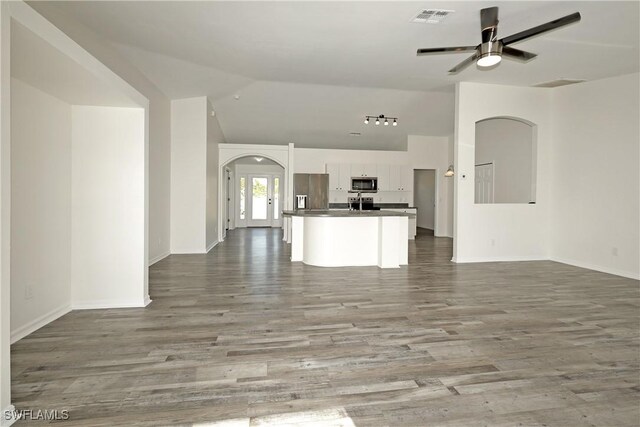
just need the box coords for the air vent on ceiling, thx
[411,9,454,24]
[534,79,586,88]
[349,132,362,137]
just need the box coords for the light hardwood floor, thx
[11,228,640,426]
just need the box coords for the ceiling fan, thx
[416,7,581,74]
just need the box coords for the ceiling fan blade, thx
[481,7,499,30]
[448,54,478,74]
[502,46,537,62]
[417,46,477,56]
[500,12,581,46]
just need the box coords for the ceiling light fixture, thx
[255,157,264,162]
[476,41,503,67]
[364,115,398,127]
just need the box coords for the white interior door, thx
[475,163,495,204]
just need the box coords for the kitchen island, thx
[282,210,414,269]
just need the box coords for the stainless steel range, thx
[348,196,375,211]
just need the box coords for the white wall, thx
[10,79,72,340]
[71,106,147,308]
[206,100,223,251]
[454,83,551,262]
[476,118,535,204]
[414,170,435,230]
[550,73,640,279]
[28,1,171,267]
[0,2,9,416]
[171,97,207,253]
[172,97,225,254]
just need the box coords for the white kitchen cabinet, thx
[362,164,377,177]
[389,165,410,191]
[376,164,390,190]
[339,164,351,190]
[326,163,351,191]
[326,163,340,190]
[350,164,363,177]
[401,167,411,191]
[385,208,417,239]
[349,164,376,177]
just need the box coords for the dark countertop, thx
[282,209,416,218]
[329,203,417,209]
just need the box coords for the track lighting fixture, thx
[364,114,398,127]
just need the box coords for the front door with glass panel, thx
[244,175,283,227]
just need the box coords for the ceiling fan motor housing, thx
[478,40,503,66]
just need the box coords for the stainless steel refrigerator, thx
[293,174,329,210]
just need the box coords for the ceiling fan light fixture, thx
[476,41,503,68]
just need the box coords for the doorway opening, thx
[224,156,284,230]
[413,169,438,235]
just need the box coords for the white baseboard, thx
[170,249,207,254]
[148,251,170,266]
[72,298,149,310]
[1,405,17,426]
[550,257,640,280]
[452,255,548,263]
[143,295,152,307]
[206,240,219,253]
[10,304,72,344]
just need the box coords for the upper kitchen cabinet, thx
[339,164,351,190]
[326,163,351,191]
[389,165,410,191]
[350,164,376,177]
[376,165,390,191]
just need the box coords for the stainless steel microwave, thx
[351,177,378,192]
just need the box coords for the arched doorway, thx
[223,156,285,235]
[217,144,292,242]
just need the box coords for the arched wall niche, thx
[474,116,538,204]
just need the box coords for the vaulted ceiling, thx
[29,1,640,150]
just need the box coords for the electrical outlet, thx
[612,247,619,256]
[25,285,33,300]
